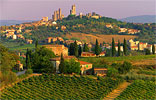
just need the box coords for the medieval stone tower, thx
[70,4,76,15]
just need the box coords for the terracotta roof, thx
[100,51,106,54]
[131,46,138,48]
[81,52,95,54]
[94,68,107,70]
[79,61,92,65]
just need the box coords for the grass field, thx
[79,55,155,65]
[64,32,137,44]
[8,44,36,53]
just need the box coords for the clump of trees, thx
[26,42,56,73]
[0,44,18,87]
[59,55,81,74]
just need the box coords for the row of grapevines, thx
[1,74,123,99]
[115,80,156,100]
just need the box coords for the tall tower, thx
[70,4,76,15]
[53,11,57,21]
[59,8,62,19]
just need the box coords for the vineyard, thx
[115,80,156,100]
[0,74,123,99]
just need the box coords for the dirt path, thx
[103,82,131,100]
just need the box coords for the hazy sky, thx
[0,0,155,20]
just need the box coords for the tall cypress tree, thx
[152,44,155,54]
[112,38,116,57]
[123,38,127,56]
[74,41,78,57]
[69,43,75,55]
[59,53,65,73]
[26,48,32,69]
[35,40,38,49]
[95,39,101,55]
[83,43,89,52]
[78,45,82,56]
[118,40,121,56]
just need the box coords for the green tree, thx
[26,49,32,69]
[78,45,82,56]
[64,59,81,74]
[59,53,65,73]
[145,49,151,55]
[152,44,155,54]
[95,39,101,55]
[35,40,38,50]
[118,61,132,74]
[69,43,75,55]
[83,43,89,52]
[118,40,121,56]
[112,38,116,56]
[31,47,55,73]
[74,41,78,57]
[123,38,127,56]
[107,67,118,77]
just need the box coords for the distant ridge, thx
[119,15,156,23]
[0,20,35,26]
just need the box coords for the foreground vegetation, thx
[115,80,156,100]
[0,74,123,99]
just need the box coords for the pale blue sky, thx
[0,0,155,20]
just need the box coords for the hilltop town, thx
[0,4,156,100]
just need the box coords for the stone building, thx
[70,4,76,15]
[81,52,96,57]
[94,68,107,77]
[79,61,92,74]
[26,39,33,44]
[42,17,48,22]
[43,45,68,56]
[138,42,147,50]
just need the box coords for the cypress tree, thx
[69,43,74,55]
[78,45,82,56]
[83,43,89,52]
[74,41,78,57]
[112,38,116,57]
[118,40,121,56]
[59,53,65,73]
[152,44,155,54]
[35,40,38,49]
[123,38,127,56]
[27,55,31,69]
[26,48,32,69]
[95,39,101,55]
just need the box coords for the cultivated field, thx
[0,74,123,99]
[64,32,137,44]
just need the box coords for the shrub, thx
[25,69,33,74]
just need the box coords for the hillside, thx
[63,32,137,44]
[119,15,156,23]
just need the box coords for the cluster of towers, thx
[52,8,64,21]
[70,4,76,15]
[52,5,76,21]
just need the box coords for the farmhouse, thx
[81,52,96,57]
[94,68,107,77]
[79,61,93,74]
[43,45,68,56]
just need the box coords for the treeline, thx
[0,44,19,87]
